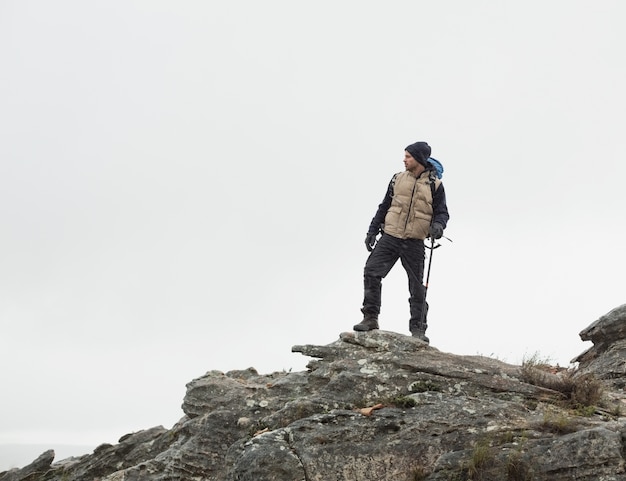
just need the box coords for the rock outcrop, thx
[3,304,626,481]
[574,304,626,389]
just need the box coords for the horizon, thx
[0,443,95,472]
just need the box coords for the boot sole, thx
[353,325,379,332]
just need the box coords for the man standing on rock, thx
[353,141,450,343]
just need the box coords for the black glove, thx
[428,222,444,240]
[365,232,378,252]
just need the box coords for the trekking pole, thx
[420,237,436,324]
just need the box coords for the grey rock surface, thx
[3,304,626,480]
[574,303,626,388]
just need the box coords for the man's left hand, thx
[428,223,444,240]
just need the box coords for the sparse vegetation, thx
[574,405,596,417]
[451,432,538,480]
[248,422,271,437]
[463,439,497,480]
[611,403,622,417]
[520,352,560,388]
[494,430,516,445]
[537,406,578,434]
[409,379,443,393]
[388,395,418,408]
[521,352,604,410]
[570,373,604,408]
[505,450,534,481]
[409,465,430,481]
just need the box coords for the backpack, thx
[427,157,444,179]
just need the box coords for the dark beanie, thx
[405,141,431,167]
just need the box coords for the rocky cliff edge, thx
[4,304,626,481]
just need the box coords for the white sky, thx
[1,0,625,469]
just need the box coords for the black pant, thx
[362,233,428,332]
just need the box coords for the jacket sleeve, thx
[432,183,450,229]
[367,177,394,234]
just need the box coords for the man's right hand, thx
[365,232,378,252]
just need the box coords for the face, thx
[404,151,425,174]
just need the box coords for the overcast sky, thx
[1,0,625,470]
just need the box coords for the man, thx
[353,141,450,343]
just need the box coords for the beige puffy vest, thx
[382,170,441,240]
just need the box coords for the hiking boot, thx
[353,315,379,332]
[411,331,430,344]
